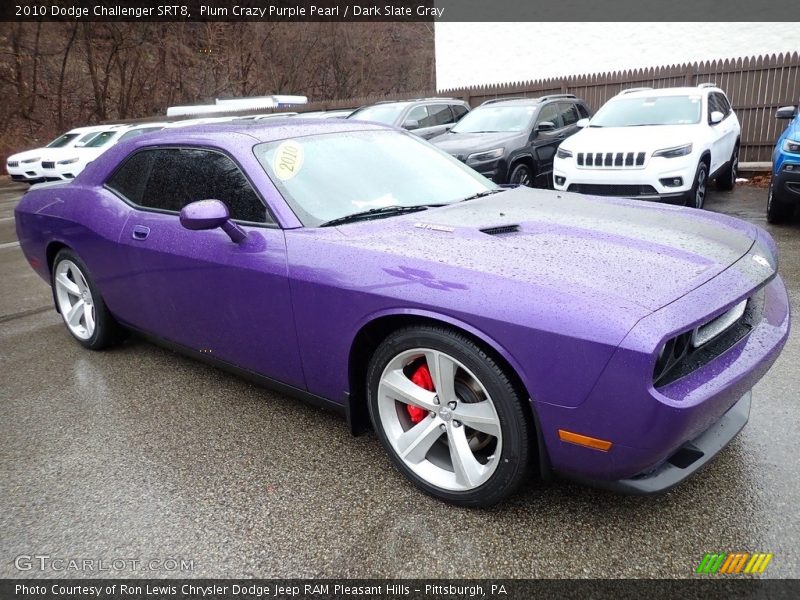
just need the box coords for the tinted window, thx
[428,104,454,126]
[559,102,580,126]
[577,104,590,118]
[451,104,468,121]
[537,103,562,128]
[108,148,268,223]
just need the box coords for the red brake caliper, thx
[407,363,434,424]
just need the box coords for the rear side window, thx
[107,148,269,223]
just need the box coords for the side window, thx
[707,94,723,122]
[717,93,732,116]
[403,105,428,129]
[536,103,562,129]
[451,104,469,121]
[428,104,454,126]
[109,148,268,223]
[576,103,590,119]
[559,102,580,126]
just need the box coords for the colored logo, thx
[696,552,773,574]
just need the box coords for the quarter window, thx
[107,148,268,223]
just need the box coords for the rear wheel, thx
[52,249,125,350]
[367,326,532,507]
[767,180,794,224]
[716,145,738,191]
[509,163,533,187]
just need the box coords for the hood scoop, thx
[480,224,521,236]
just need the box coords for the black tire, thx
[51,248,126,350]
[686,161,708,209]
[366,325,533,507]
[767,180,793,224]
[716,145,739,191]
[508,163,533,187]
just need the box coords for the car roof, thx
[134,118,390,146]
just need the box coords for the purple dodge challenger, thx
[15,120,789,506]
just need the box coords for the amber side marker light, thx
[558,429,613,452]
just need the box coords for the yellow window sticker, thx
[273,140,304,181]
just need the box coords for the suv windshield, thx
[348,104,408,125]
[255,130,495,226]
[84,131,119,148]
[46,133,79,148]
[451,105,536,133]
[591,95,702,127]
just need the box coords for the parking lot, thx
[1,179,798,579]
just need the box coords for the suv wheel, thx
[767,180,793,223]
[686,162,708,209]
[509,163,533,187]
[716,145,738,191]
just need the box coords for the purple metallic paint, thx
[14,120,790,488]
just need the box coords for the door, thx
[530,102,565,187]
[708,92,738,172]
[107,147,305,388]
[402,105,451,140]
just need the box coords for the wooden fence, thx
[295,52,800,164]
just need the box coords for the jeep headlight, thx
[556,147,573,159]
[466,148,503,164]
[58,157,79,165]
[652,143,693,158]
[783,139,800,153]
[21,157,40,164]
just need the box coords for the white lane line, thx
[0,241,20,249]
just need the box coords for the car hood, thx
[333,187,756,313]
[430,131,523,157]
[561,125,697,153]
[41,147,105,161]
[8,148,45,162]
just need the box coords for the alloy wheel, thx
[54,259,95,340]
[376,348,502,491]
[695,167,707,208]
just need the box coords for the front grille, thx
[577,151,646,168]
[42,161,55,169]
[567,183,658,197]
[7,160,18,167]
[786,182,800,194]
[655,287,765,388]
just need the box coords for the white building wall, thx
[435,23,799,91]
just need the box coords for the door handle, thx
[132,225,150,240]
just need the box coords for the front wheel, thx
[686,161,708,209]
[367,326,532,507]
[52,249,125,350]
[767,180,793,224]
[508,163,533,187]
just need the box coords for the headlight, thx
[467,148,503,163]
[57,157,79,165]
[556,147,573,159]
[783,139,800,153]
[21,157,40,164]
[652,143,693,158]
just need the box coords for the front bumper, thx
[7,164,44,182]
[772,164,800,204]
[566,391,750,494]
[553,154,696,200]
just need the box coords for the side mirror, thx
[710,111,724,125]
[403,119,420,131]
[180,199,246,243]
[536,121,556,133]
[576,118,590,128]
[776,105,798,120]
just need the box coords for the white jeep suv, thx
[553,85,740,209]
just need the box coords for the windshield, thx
[46,133,79,148]
[83,131,119,148]
[347,104,408,125]
[451,105,536,133]
[591,95,702,127]
[118,127,163,142]
[255,130,495,226]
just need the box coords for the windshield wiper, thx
[319,205,431,227]
[458,188,504,202]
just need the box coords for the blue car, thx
[768,104,800,223]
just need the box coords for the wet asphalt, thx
[0,180,798,579]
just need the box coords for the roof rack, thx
[619,87,653,95]
[697,82,718,89]
[539,93,577,102]
[480,96,532,106]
